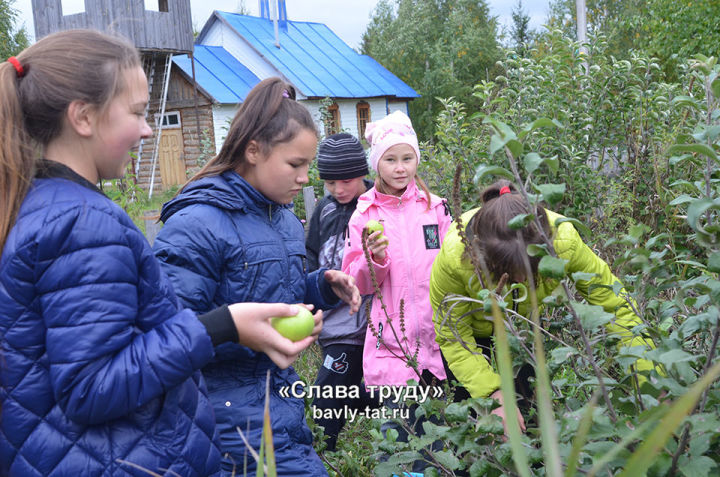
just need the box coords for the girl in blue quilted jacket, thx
[0,30,319,477]
[153,77,361,476]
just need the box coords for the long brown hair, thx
[0,29,140,253]
[184,77,317,188]
[471,180,550,283]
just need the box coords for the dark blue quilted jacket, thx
[153,171,332,476]
[0,161,221,477]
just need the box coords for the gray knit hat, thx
[317,133,369,180]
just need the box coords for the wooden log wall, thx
[134,104,216,191]
[32,0,193,53]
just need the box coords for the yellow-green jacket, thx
[430,208,656,398]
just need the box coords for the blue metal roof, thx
[172,45,261,104]
[207,11,419,100]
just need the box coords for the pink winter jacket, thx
[341,180,451,386]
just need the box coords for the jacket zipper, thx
[397,198,420,358]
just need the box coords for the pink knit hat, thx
[364,111,420,171]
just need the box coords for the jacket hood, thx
[160,171,278,223]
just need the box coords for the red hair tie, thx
[499,185,511,196]
[7,56,25,78]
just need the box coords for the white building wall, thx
[212,105,237,153]
[387,101,410,115]
[212,97,411,151]
[300,97,405,139]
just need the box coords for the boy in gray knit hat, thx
[306,133,378,451]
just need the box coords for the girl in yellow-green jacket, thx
[430,180,657,433]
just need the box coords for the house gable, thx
[199,13,288,91]
[196,11,419,101]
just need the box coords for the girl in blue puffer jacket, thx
[153,77,361,476]
[0,30,318,477]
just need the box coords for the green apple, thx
[365,219,386,242]
[271,307,315,341]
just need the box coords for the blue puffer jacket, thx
[153,171,333,476]
[0,161,221,477]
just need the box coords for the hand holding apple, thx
[364,219,389,262]
[365,219,385,238]
[228,302,321,369]
[271,307,315,341]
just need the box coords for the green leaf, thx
[571,271,598,282]
[523,153,559,175]
[485,117,518,156]
[687,198,720,232]
[657,349,696,369]
[667,144,718,162]
[473,164,514,183]
[483,116,517,140]
[669,153,696,166]
[489,134,506,156]
[433,450,462,470]
[629,223,649,240]
[508,213,534,230]
[524,152,543,174]
[506,139,524,158]
[469,460,492,476]
[573,302,614,331]
[711,77,720,100]
[544,155,560,173]
[519,117,564,139]
[550,346,578,364]
[555,217,592,237]
[536,183,566,205]
[619,361,720,477]
[669,194,695,206]
[671,95,700,109]
[424,468,441,477]
[705,125,720,141]
[708,252,720,273]
[527,243,550,257]
[374,451,424,474]
[538,255,568,279]
[509,283,528,303]
[679,455,716,477]
[587,416,659,477]
[444,402,470,422]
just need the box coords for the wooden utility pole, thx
[576,0,588,74]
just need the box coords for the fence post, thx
[143,209,162,246]
[303,186,316,223]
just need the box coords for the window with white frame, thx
[156,111,181,128]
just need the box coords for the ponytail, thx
[471,180,550,283]
[0,58,34,253]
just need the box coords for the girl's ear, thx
[66,100,95,138]
[245,140,262,165]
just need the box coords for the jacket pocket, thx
[373,312,416,359]
[285,237,307,278]
[224,242,285,302]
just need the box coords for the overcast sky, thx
[13,0,551,49]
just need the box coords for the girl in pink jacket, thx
[341,111,451,388]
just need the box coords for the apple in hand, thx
[365,219,386,242]
[271,307,315,341]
